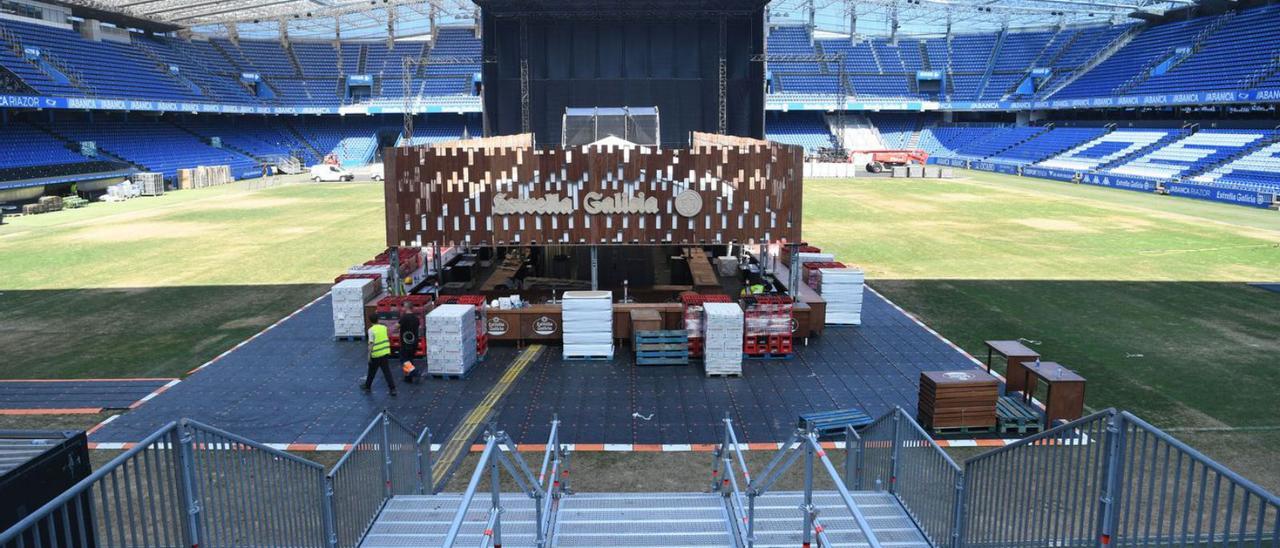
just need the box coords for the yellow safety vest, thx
[369,324,392,358]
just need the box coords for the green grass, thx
[802,171,1280,490]
[0,179,384,378]
[1,170,1277,490]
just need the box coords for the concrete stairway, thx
[553,492,735,546]
[749,491,931,547]
[360,493,542,547]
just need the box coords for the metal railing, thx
[860,407,964,548]
[0,419,329,548]
[325,411,430,548]
[716,416,884,548]
[440,424,554,548]
[961,410,1112,547]
[961,408,1280,547]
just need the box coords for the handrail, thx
[896,408,962,474]
[805,433,885,548]
[1120,412,1279,506]
[185,418,324,469]
[964,408,1115,464]
[0,422,180,544]
[330,414,383,475]
[441,436,497,548]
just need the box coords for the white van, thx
[309,164,355,182]
[366,162,385,181]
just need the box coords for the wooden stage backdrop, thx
[384,134,803,247]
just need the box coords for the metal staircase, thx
[4,408,1276,548]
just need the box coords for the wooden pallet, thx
[564,354,614,361]
[705,371,742,378]
[334,335,365,341]
[997,395,1043,435]
[744,352,794,360]
[636,330,689,366]
[799,408,873,437]
[929,424,998,436]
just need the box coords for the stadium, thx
[0,0,1278,546]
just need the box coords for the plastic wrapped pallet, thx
[135,173,164,196]
[426,304,477,376]
[702,302,743,376]
[332,277,378,338]
[817,267,865,325]
[561,290,613,359]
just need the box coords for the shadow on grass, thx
[0,284,330,380]
[871,279,1280,431]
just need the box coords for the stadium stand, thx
[763,112,837,153]
[988,127,1110,164]
[1036,129,1184,171]
[1191,140,1280,193]
[1104,129,1273,180]
[40,114,261,179]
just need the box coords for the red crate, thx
[680,293,732,358]
[334,273,381,285]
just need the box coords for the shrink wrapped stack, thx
[702,303,744,376]
[426,304,477,376]
[561,291,614,359]
[332,277,378,337]
[817,267,865,325]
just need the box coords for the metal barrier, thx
[325,411,429,548]
[715,416,884,548]
[961,410,1111,547]
[0,420,329,548]
[962,409,1280,547]
[860,407,963,547]
[440,425,551,548]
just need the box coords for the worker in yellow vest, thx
[361,313,397,396]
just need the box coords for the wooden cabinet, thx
[918,371,999,430]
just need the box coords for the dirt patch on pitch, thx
[66,221,214,243]
[1009,218,1097,233]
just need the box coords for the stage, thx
[89,287,983,447]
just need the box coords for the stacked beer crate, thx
[374,295,432,357]
[816,267,865,325]
[681,293,732,360]
[332,277,381,338]
[742,295,793,358]
[562,291,614,360]
[778,245,821,265]
[426,304,477,377]
[802,261,846,289]
[702,302,744,376]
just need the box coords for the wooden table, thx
[984,340,1040,393]
[1020,361,1086,427]
[769,261,826,337]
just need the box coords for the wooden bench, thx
[996,395,1043,435]
[799,408,873,438]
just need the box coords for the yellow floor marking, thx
[433,344,544,484]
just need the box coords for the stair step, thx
[554,492,733,547]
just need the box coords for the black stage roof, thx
[474,0,769,17]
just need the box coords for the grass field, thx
[0,178,383,379]
[1,170,1276,490]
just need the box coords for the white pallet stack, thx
[561,291,614,359]
[426,304,477,376]
[702,302,743,376]
[817,267,865,325]
[332,278,378,338]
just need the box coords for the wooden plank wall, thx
[385,141,803,247]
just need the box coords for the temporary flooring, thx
[0,379,175,413]
[90,289,981,446]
